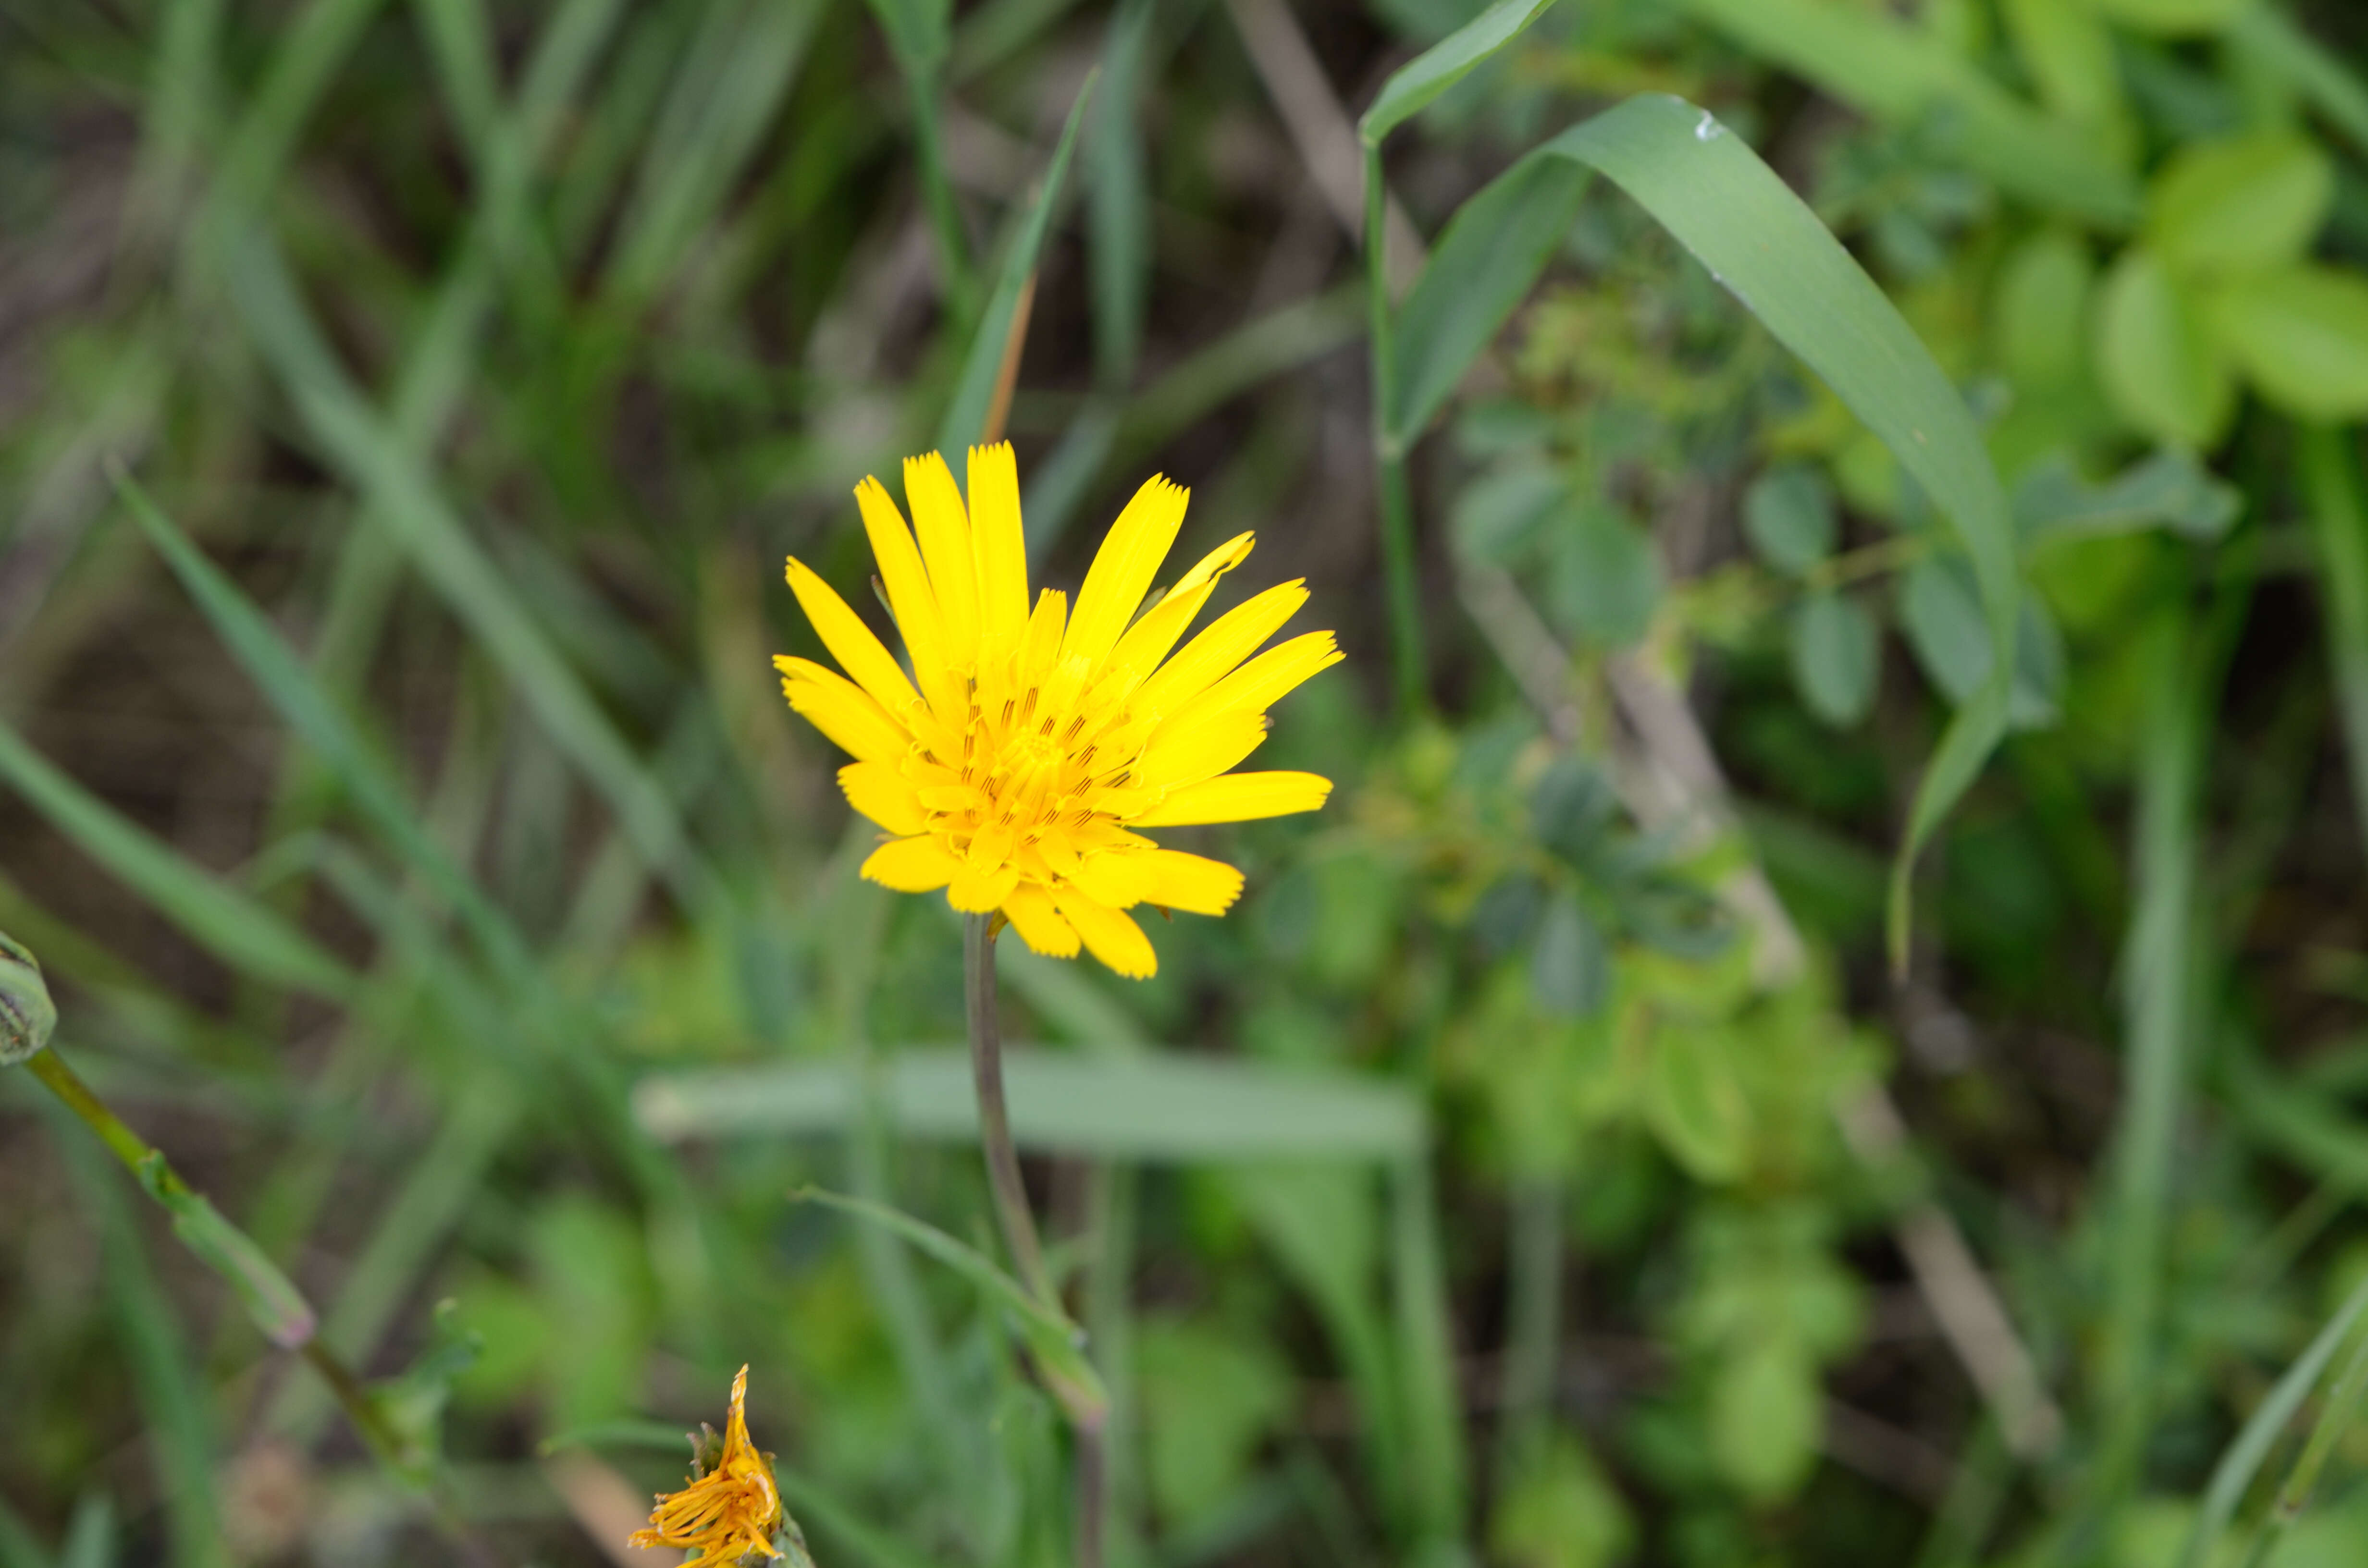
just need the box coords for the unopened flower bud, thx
[0,931,56,1066]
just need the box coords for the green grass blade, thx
[113,473,529,974]
[0,721,355,1001]
[2181,1270,2368,1568]
[797,1187,1109,1425]
[2300,428,2368,843]
[635,1046,1426,1159]
[1387,151,1588,443]
[604,0,823,306]
[408,0,499,149]
[220,231,720,912]
[935,75,1096,455]
[2097,610,2206,1497]
[1088,0,1154,389]
[1358,0,1558,147]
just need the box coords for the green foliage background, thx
[7,0,2368,1563]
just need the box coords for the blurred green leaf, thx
[2097,245,2233,447]
[1996,228,2096,386]
[1999,0,2125,129]
[2087,0,2247,36]
[2208,266,2368,422]
[1551,505,1661,647]
[1679,0,2142,223]
[1452,463,1566,564]
[1708,1334,1821,1501]
[1742,464,1838,576]
[1488,1433,1634,1568]
[2149,132,2331,279]
[1789,592,1880,728]
[1135,1316,1294,1523]
[1528,894,1608,1019]
[1644,1026,1750,1183]
[2014,450,2241,544]
[1358,0,1560,147]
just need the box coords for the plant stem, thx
[1495,1172,1565,1473]
[963,914,1054,1305]
[25,1044,411,1470]
[962,915,1104,1568]
[1364,141,1426,713]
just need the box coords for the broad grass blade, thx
[636,1046,1425,1160]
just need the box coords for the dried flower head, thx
[776,444,1338,977]
[629,1366,784,1568]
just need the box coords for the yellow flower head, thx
[628,1365,784,1568]
[776,445,1338,978]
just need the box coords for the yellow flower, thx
[776,445,1338,978]
[629,1365,784,1568]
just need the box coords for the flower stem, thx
[963,914,1054,1306]
[962,916,1106,1568]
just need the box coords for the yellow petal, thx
[862,835,962,892]
[839,761,928,835]
[968,443,1030,663]
[853,476,958,718]
[1134,849,1246,916]
[1135,710,1270,789]
[1062,476,1188,674]
[1003,884,1081,958]
[949,861,1021,913]
[906,453,979,660]
[1019,588,1067,683]
[1102,531,1256,691]
[1054,889,1158,978]
[776,657,913,762]
[1163,631,1342,729]
[1067,850,1151,909]
[1131,579,1307,718]
[1131,770,1333,826]
[784,557,924,716]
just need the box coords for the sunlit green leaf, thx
[2149,132,2331,279]
[2207,265,2368,422]
[2096,245,2234,447]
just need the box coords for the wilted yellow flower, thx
[629,1365,784,1568]
[776,444,1338,977]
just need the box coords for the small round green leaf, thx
[1788,592,1880,728]
[1994,229,2094,387]
[1529,894,1609,1019]
[2149,132,2331,279]
[1550,505,1663,647]
[1743,465,1838,576]
[2095,245,2234,448]
[2207,265,2368,422]
[1709,1335,1823,1501]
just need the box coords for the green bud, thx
[0,931,57,1066]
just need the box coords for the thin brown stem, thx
[1074,1421,1108,1568]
